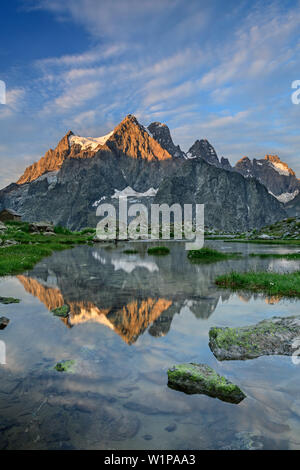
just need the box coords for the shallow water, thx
[0,240,300,450]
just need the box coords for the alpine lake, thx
[0,240,300,450]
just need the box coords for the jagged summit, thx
[264,154,295,176]
[186,139,220,167]
[105,114,172,161]
[17,114,173,185]
[234,154,300,203]
[147,121,185,158]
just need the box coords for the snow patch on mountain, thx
[69,131,113,151]
[111,186,158,199]
[269,189,299,204]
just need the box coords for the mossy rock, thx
[52,304,70,318]
[0,296,20,304]
[167,363,246,404]
[147,246,170,255]
[209,315,300,360]
[54,360,76,373]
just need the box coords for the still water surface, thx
[0,241,300,450]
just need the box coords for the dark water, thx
[0,240,300,450]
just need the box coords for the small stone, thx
[165,423,177,433]
[143,434,153,441]
[0,317,10,330]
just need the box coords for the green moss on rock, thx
[209,315,300,360]
[54,360,76,373]
[52,304,70,318]
[167,363,246,404]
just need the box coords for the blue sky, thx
[0,0,300,189]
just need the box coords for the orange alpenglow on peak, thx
[17,131,74,185]
[264,154,295,176]
[17,115,172,185]
[108,114,172,161]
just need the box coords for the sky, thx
[0,0,300,189]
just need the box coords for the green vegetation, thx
[0,296,20,304]
[0,221,95,276]
[52,304,70,318]
[187,247,240,263]
[54,225,72,235]
[123,249,139,254]
[54,360,76,373]
[249,252,300,259]
[215,270,300,297]
[147,246,170,255]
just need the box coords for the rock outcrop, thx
[167,363,246,403]
[209,315,300,360]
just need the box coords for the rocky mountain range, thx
[0,114,288,231]
[188,142,300,205]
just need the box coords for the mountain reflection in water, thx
[16,242,294,344]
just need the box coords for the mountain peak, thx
[264,154,295,176]
[147,121,185,158]
[187,139,220,166]
[106,115,172,161]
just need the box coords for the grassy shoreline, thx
[224,238,300,246]
[215,271,300,297]
[0,221,95,276]
[249,252,300,259]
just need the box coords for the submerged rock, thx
[167,363,246,404]
[0,296,20,304]
[220,431,264,450]
[0,317,10,330]
[52,304,70,318]
[54,360,76,373]
[209,315,300,361]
